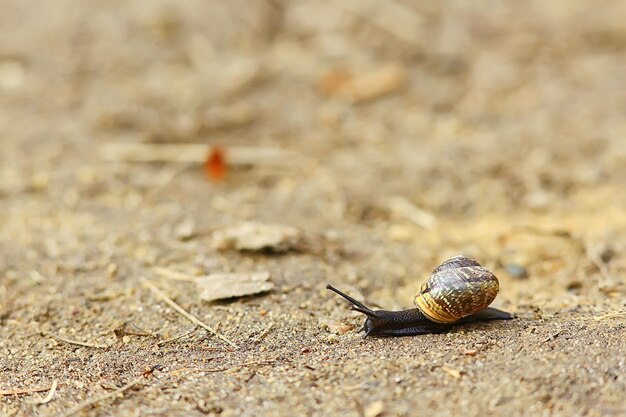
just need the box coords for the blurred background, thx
[1,1,626,416]
[2,0,625,301]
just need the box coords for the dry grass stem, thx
[254,322,275,343]
[61,377,145,417]
[1,383,59,396]
[155,328,197,347]
[142,280,238,349]
[594,311,626,321]
[99,143,307,166]
[46,332,108,349]
[153,266,199,282]
[29,380,58,404]
[170,360,275,376]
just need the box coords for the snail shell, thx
[413,255,499,323]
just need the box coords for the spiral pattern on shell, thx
[413,255,499,324]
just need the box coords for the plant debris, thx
[321,64,408,103]
[142,280,238,349]
[204,146,227,182]
[211,222,303,252]
[197,271,274,302]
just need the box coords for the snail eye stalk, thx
[326,285,379,318]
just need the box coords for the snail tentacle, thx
[326,284,380,319]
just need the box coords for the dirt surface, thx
[1,1,626,416]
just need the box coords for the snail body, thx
[327,255,511,337]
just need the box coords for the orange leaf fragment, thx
[204,146,227,182]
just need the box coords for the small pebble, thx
[566,281,583,293]
[364,400,385,417]
[106,263,118,279]
[600,247,614,264]
[504,263,529,279]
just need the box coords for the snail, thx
[327,255,512,337]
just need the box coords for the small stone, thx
[197,271,273,302]
[600,247,615,264]
[566,281,583,293]
[504,263,529,279]
[174,218,196,240]
[211,222,303,252]
[364,400,385,417]
[106,263,118,279]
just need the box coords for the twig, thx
[9,321,108,349]
[155,328,197,347]
[46,332,108,349]
[170,360,274,376]
[142,280,238,349]
[594,311,626,321]
[385,196,438,229]
[61,377,145,417]
[125,323,153,337]
[541,329,565,344]
[342,383,366,392]
[254,322,275,344]
[1,384,58,396]
[153,266,199,282]
[29,380,58,404]
[99,143,308,167]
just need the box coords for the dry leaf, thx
[197,271,273,302]
[211,222,303,252]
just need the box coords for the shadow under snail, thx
[327,255,512,337]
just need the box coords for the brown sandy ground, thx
[1,1,626,416]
